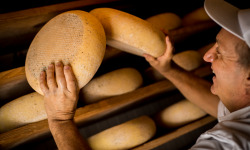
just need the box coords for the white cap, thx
[204,0,250,47]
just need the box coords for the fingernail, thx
[49,63,54,68]
[56,61,61,66]
[64,65,70,70]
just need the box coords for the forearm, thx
[162,65,219,117]
[48,120,91,150]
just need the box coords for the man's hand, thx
[143,36,174,75]
[40,61,79,122]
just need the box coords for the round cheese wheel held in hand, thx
[87,115,156,150]
[80,67,143,104]
[0,92,46,133]
[90,8,166,57]
[25,10,106,95]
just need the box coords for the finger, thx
[40,71,49,94]
[55,61,67,89]
[143,53,156,63]
[47,63,57,89]
[64,65,78,93]
[164,36,174,59]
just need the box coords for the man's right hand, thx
[143,36,175,75]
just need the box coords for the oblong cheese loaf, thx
[87,115,156,150]
[146,12,182,34]
[90,8,166,57]
[172,50,203,71]
[80,67,143,104]
[25,10,106,95]
[155,99,207,128]
[182,7,211,26]
[0,92,46,133]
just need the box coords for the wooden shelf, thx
[0,65,212,149]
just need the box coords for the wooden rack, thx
[0,1,219,149]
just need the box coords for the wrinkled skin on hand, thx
[40,62,79,122]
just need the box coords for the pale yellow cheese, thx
[146,12,182,34]
[25,10,106,95]
[90,8,166,57]
[0,92,46,133]
[80,67,143,104]
[87,115,156,150]
[155,99,207,128]
[172,50,204,71]
[182,7,211,26]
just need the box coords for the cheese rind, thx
[25,10,106,95]
[146,12,182,34]
[0,92,46,133]
[156,99,207,128]
[87,116,156,150]
[90,8,166,57]
[80,67,143,104]
[172,50,204,71]
[182,7,211,26]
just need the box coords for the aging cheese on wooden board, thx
[182,7,211,26]
[90,8,166,57]
[87,115,156,150]
[25,10,106,95]
[0,92,46,133]
[146,12,182,34]
[172,50,204,71]
[155,99,207,128]
[80,67,143,104]
[144,50,204,81]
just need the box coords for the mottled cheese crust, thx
[80,67,143,104]
[25,10,106,95]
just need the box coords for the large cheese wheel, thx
[0,92,46,133]
[90,8,166,57]
[146,12,182,34]
[80,67,143,104]
[172,50,203,71]
[182,7,211,26]
[25,10,106,95]
[87,116,156,150]
[155,99,207,128]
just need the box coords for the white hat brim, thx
[204,0,243,40]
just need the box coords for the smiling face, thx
[203,29,250,112]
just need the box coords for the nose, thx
[203,44,217,63]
